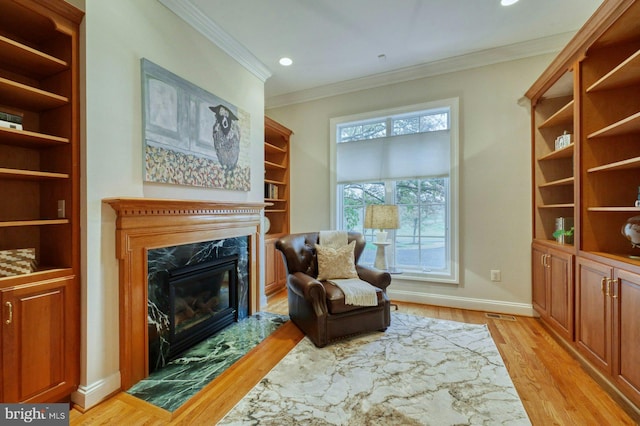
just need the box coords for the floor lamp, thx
[364,204,399,270]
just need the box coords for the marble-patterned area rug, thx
[219,312,531,425]
[127,312,288,412]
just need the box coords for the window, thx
[330,99,459,283]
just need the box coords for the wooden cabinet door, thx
[275,249,287,288]
[547,248,574,340]
[613,268,640,406]
[264,238,286,297]
[1,276,77,403]
[532,245,548,315]
[576,257,613,374]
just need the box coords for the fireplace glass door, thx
[168,255,238,358]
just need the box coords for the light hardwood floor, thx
[70,292,638,425]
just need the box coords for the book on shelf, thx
[0,120,23,130]
[264,182,279,199]
[0,111,23,124]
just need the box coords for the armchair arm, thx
[288,271,328,316]
[356,265,391,292]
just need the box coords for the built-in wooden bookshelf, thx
[264,117,292,297]
[526,0,640,415]
[0,0,82,403]
[531,80,575,245]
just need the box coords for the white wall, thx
[77,0,265,409]
[267,54,555,316]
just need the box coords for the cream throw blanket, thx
[319,230,348,248]
[318,230,378,307]
[329,278,378,307]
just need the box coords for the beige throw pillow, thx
[316,241,359,281]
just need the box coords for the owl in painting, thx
[209,104,241,169]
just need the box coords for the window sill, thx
[389,270,458,285]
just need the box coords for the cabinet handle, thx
[5,301,12,325]
[540,254,546,266]
[609,278,618,299]
[601,277,607,294]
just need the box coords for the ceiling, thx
[161,0,604,107]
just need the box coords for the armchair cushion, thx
[316,241,358,281]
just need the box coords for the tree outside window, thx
[340,178,447,272]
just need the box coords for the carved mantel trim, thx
[104,197,266,389]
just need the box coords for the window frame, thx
[330,98,459,284]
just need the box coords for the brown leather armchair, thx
[275,231,391,347]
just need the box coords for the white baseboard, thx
[71,372,121,410]
[260,294,268,311]
[388,288,536,317]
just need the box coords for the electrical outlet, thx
[490,270,502,282]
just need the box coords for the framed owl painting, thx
[141,58,251,191]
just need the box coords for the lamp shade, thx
[364,204,399,230]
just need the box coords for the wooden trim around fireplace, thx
[104,197,266,390]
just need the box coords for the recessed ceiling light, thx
[279,57,293,66]
[501,0,519,5]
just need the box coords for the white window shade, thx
[336,130,450,183]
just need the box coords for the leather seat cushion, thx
[322,281,384,314]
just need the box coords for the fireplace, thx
[104,197,265,389]
[147,237,250,373]
[168,255,238,359]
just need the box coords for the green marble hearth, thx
[127,312,288,412]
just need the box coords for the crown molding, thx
[266,32,575,109]
[158,0,272,82]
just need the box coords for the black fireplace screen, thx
[167,255,238,358]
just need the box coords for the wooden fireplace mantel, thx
[104,197,266,389]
